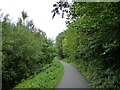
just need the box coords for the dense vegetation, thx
[2,11,56,89]
[14,59,63,88]
[56,2,120,88]
[1,1,120,89]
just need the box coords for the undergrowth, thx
[63,58,120,88]
[13,59,63,89]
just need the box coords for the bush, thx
[2,13,55,89]
[14,60,63,88]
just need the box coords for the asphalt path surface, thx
[55,61,93,89]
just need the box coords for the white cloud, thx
[0,0,70,40]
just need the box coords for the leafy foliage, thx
[2,11,56,89]
[52,0,71,19]
[56,2,120,88]
[14,59,63,88]
[55,32,65,58]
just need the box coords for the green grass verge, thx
[13,60,63,89]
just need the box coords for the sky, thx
[0,0,72,40]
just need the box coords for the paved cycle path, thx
[56,61,92,88]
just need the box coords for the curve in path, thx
[56,61,92,88]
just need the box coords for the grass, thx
[13,59,64,89]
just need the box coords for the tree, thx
[55,2,120,88]
[55,32,65,58]
[21,10,28,24]
[52,0,71,19]
[2,12,56,89]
